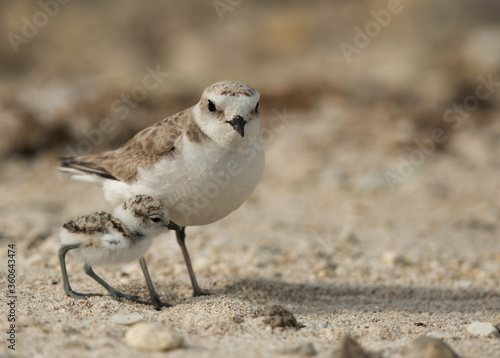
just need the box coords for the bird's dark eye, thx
[208,100,216,112]
[149,216,161,223]
[255,102,259,113]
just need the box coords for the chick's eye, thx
[208,100,216,112]
[255,102,259,113]
[149,217,161,223]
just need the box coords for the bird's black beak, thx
[226,115,246,137]
[167,221,181,231]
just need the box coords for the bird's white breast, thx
[128,136,265,227]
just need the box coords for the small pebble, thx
[467,322,500,338]
[382,251,409,266]
[403,336,459,358]
[231,314,245,324]
[339,227,358,244]
[312,260,338,278]
[331,335,369,358]
[262,305,300,329]
[62,325,81,336]
[111,313,144,325]
[125,322,183,352]
[280,342,316,356]
[426,332,460,340]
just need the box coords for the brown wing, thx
[63,212,113,235]
[60,108,191,183]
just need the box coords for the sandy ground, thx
[1,99,500,357]
[1,1,500,357]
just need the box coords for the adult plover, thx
[59,81,265,296]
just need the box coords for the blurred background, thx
[1,0,500,157]
[2,1,500,356]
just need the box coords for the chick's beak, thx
[226,115,246,137]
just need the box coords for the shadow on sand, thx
[222,277,500,314]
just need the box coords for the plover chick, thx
[59,80,265,296]
[58,194,180,310]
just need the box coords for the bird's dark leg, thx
[139,256,172,310]
[175,227,208,296]
[83,264,150,305]
[58,244,103,299]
